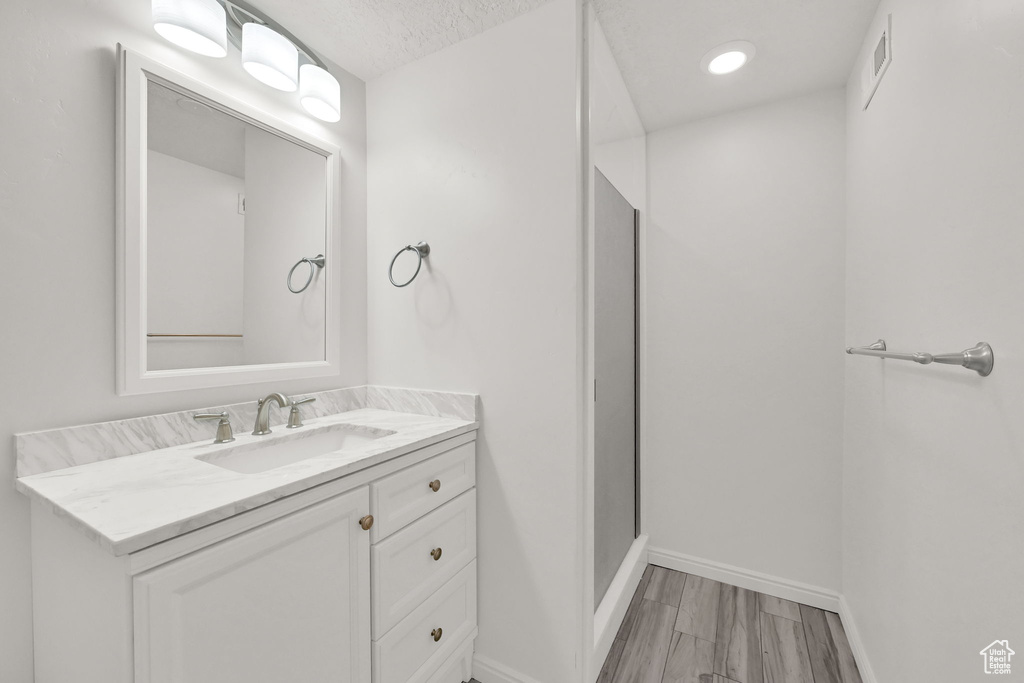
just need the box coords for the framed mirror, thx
[116,46,340,395]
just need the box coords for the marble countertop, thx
[17,408,478,556]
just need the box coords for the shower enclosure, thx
[593,169,639,608]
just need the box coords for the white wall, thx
[589,15,645,212]
[645,90,847,592]
[147,151,246,370]
[366,2,583,681]
[844,1,1024,680]
[0,2,366,680]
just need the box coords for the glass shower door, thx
[593,169,639,608]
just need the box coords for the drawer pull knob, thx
[428,479,441,493]
[431,627,443,642]
[359,515,374,531]
[430,547,443,561]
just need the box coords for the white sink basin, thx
[197,424,394,474]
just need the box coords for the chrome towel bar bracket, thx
[846,339,994,377]
[389,242,430,288]
[287,254,325,294]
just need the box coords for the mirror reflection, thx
[145,80,328,371]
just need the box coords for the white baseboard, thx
[647,546,841,613]
[838,595,879,683]
[592,535,649,678]
[472,653,547,683]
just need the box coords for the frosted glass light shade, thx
[242,23,298,92]
[152,0,227,57]
[299,65,341,122]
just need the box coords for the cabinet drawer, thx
[371,441,475,541]
[373,561,477,683]
[372,490,476,637]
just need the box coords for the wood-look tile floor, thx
[599,566,863,683]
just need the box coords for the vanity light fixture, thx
[701,41,757,76]
[242,22,298,92]
[151,0,343,122]
[152,0,228,58]
[299,64,341,122]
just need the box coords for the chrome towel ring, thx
[287,254,325,294]
[388,242,430,288]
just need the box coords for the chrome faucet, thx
[252,393,290,436]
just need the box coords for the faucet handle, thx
[287,397,316,429]
[194,412,235,444]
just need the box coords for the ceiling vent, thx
[862,13,892,109]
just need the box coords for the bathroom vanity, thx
[17,388,478,683]
[15,47,485,683]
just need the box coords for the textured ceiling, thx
[248,0,551,81]
[592,0,882,131]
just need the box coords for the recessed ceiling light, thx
[176,96,215,116]
[701,41,757,76]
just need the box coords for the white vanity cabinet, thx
[28,433,477,683]
[133,487,371,683]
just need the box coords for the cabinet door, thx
[133,487,371,683]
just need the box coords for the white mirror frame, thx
[116,46,341,395]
